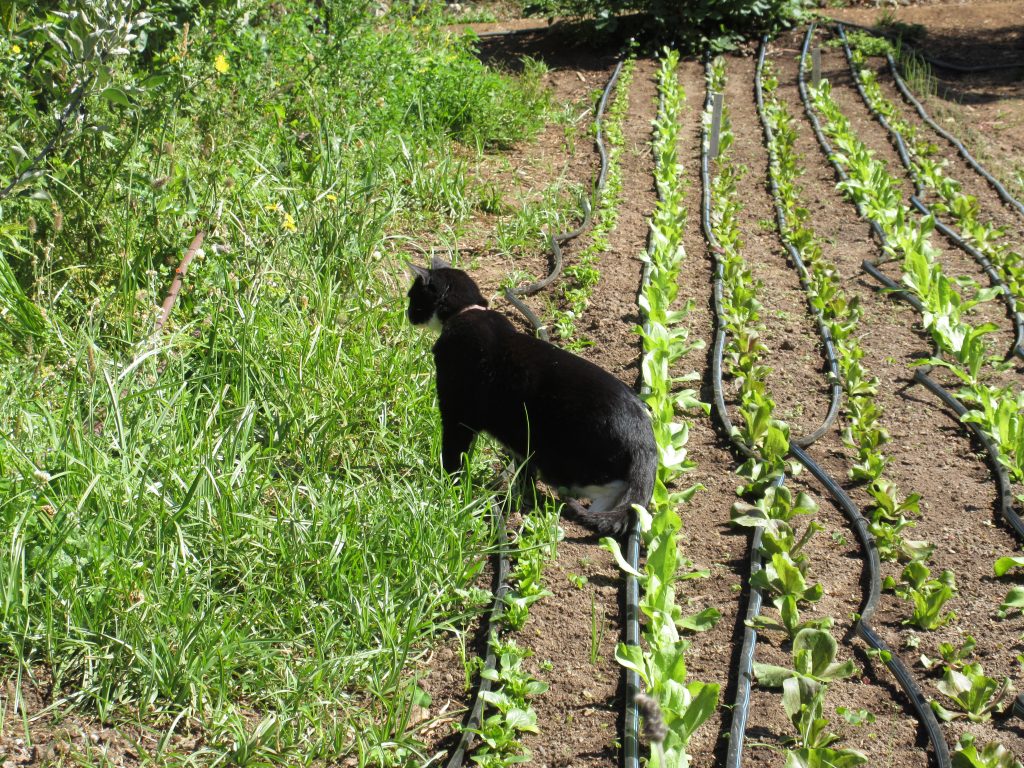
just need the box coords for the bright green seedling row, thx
[604,49,719,768]
[760,62,932,571]
[553,58,635,349]
[466,496,562,766]
[811,46,1024,762]
[808,77,1024,503]
[707,58,790,495]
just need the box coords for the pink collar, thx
[451,304,486,319]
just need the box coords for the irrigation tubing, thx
[699,55,759,768]
[444,505,510,768]
[802,22,1022,532]
[504,59,624,341]
[835,24,1024,361]
[827,18,1024,74]
[795,26,955,766]
[798,24,932,318]
[619,75,674,768]
[754,37,842,448]
[464,56,641,768]
[700,53,817,768]
[872,43,1024,219]
[911,367,1024,542]
[788,444,952,768]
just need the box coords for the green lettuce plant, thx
[931,663,1012,723]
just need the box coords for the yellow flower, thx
[11,44,21,55]
[325,194,337,202]
[282,212,297,232]
[214,54,229,74]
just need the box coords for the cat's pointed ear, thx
[430,254,453,271]
[408,262,431,282]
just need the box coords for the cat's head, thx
[407,256,488,332]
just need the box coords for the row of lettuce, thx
[458,35,1024,767]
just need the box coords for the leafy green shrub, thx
[522,0,809,49]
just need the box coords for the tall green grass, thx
[0,1,548,762]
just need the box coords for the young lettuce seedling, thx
[921,635,976,672]
[884,560,956,630]
[951,733,1023,768]
[754,628,859,688]
[931,663,1013,724]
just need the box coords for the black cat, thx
[407,258,656,535]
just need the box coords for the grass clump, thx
[0,0,547,763]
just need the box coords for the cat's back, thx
[434,308,632,404]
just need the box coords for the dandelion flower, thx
[282,212,297,232]
[11,44,21,55]
[325,194,337,202]
[214,53,229,74]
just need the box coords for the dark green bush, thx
[524,0,810,49]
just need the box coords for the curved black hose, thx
[797,24,953,767]
[911,367,1024,541]
[755,37,842,448]
[700,56,758,768]
[835,25,921,196]
[796,28,887,247]
[505,59,624,340]
[881,47,1024,219]
[700,53,798,768]
[827,18,1024,74]
[445,506,510,768]
[789,444,952,768]
[797,25,927,311]
[836,25,1024,361]
[621,74,671,768]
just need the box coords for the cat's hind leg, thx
[561,480,628,520]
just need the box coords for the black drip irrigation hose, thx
[787,444,952,768]
[797,24,955,766]
[755,37,842,449]
[700,53,819,768]
[834,24,1024,362]
[911,367,1024,541]
[493,56,642,768]
[504,59,624,341]
[827,18,1024,74]
[699,55,760,768]
[876,44,1024,220]
[620,75,673,768]
[797,26,925,313]
[444,507,511,768]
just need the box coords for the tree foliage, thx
[524,0,809,49]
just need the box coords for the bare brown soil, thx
[413,7,1024,768]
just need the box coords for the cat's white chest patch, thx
[569,480,628,513]
[425,313,443,334]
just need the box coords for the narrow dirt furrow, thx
[720,54,833,439]
[819,42,1021,367]
[575,58,659,382]
[776,36,1024,762]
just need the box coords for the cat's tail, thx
[568,448,657,537]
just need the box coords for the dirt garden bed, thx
[412,4,1024,767]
